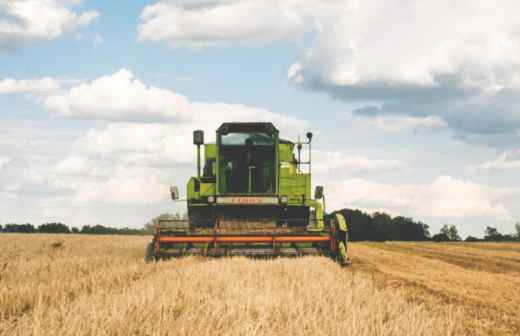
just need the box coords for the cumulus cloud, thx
[286,0,520,139]
[472,149,520,172]
[0,0,99,49]
[0,158,67,195]
[141,1,520,142]
[138,0,315,48]
[0,158,43,192]
[326,176,518,222]
[44,68,306,130]
[73,122,196,166]
[314,151,404,178]
[0,77,60,94]
[366,114,448,132]
[65,166,170,205]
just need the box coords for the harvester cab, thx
[146,122,350,265]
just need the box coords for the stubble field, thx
[0,234,519,335]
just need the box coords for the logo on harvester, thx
[232,197,264,204]
[216,196,279,205]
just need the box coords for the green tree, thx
[440,224,461,241]
[465,236,480,242]
[339,209,431,241]
[432,232,450,242]
[3,223,35,233]
[38,223,70,234]
[484,226,502,241]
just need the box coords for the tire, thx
[144,242,155,263]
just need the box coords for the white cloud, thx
[0,0,99,48]
[314,151,404,178]
[138,0,313,48]
[368,115,448,132]
[0,158,43,192]
[52,156,106,177]
[44,68,306,131]
[0,158,67,194]
[326,176,517,221]
[140,1,520,139]
[472,150,520,172]
[0,77,60,94]
[67,166,169,205]
[287,1,520,91]
[286,0,520,138]
[73,122,196,165]
[140,0,520,92]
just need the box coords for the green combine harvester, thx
[146,122,349,265]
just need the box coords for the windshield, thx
[220,132,274,146]
[218,132,276,194]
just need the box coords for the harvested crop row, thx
[351,243,520,336]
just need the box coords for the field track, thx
[0,235,519,335]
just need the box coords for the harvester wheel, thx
[144,242,156,263]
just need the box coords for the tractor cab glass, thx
[218,130,276,194]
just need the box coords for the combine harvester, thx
[146,122,350,265]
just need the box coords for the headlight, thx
[279,195,288,205]
[207,196,215,204]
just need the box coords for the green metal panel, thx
[187,177,199,200]
[335,213,347,231]
[200,182,215,196]
[216,131,220,194]
[274,131,279,195]
[278,143,294,161]
[205,143,216,158]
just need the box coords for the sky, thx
[1,0,520,237]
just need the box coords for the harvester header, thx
[146,122,349,265]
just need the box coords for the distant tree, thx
[80,224,147,235]
[515,222,520,239]
[71,227,80,234]
[484,226,502,241]
[0,224,2,232]
[339,209,430,241]
[440,224,461,241]
[117,227,148,235]
[432,233,450,242]
[465,236,480,242]
[38,223,70,234]
[80,225,116,235]
[3,223,35,233]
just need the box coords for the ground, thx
[0,234,519,335]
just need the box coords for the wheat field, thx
[0,235,519,335]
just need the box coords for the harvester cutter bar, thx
[157,247,324,258]
[157,235,331,244]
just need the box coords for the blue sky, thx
[1,0,520,237]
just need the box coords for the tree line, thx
[336,208,520,242]
[0,213,186,235]
[2,211,519,242]
[0,223,149,235]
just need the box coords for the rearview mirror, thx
[170,186,180,200]
[314,186,324,199]
[193,130,204,145]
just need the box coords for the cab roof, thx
[217,122,279,135]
